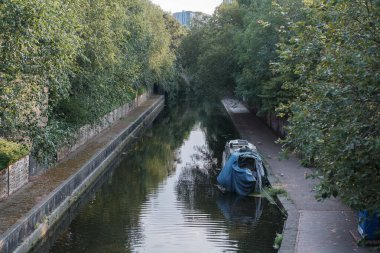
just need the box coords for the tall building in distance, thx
[173,2,233,27]
[173,11,197,27]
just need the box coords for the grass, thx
[266,187,287,198]
[248,186,287,202]
[273,233,283,249]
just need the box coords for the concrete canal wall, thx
[248,106,287,137]
[0,95,165,253]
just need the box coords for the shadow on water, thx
[33,98,285,253]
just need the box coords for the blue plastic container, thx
[358,210,379,240]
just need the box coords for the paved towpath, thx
[222,98,371,253]
[0,95,163,238]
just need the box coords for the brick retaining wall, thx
[8,157,29,195]
[0,169,8,201]
[248,106,287,137]
[0,156,29,201]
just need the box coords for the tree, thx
[0,0,84,140]
[179,2,243,96]
[179,0,380,211]
[1,0,183,163]
[277,0,380,211]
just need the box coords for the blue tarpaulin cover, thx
[217,152,257,196]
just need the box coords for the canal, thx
[39,99,285,252]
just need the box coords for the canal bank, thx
[221,98,371,253]
[45,98,284,253]
[0,95,165,253]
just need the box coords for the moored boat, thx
[217,139,268,196]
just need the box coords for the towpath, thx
[222,98,371,253]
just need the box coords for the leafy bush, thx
[273,233,283,250]
[31,120,75,166]
[0,139,30,170]
[53,98,90,126]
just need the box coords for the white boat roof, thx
[227,139,257,152]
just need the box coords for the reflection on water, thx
[46,99,284,253]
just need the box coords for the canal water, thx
[43,99,284,253]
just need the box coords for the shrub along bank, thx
[0,139,29,170]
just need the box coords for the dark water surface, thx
[45,99,284,253]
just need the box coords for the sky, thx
[150,0,223,15]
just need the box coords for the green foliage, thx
[1,0,184,163]
[59,0,186,124]
[178,2,242,96]
[277,0,380,211]
[234,0,282,106]
[31,120,76,165]
[179,0,303,103]
[53,99,88,126]
[273,233,283,250]
[1,0,83,138]
[234,0,305,112]
[265,187,287,198]
[179,0,380,211]
[0,139,29,170]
